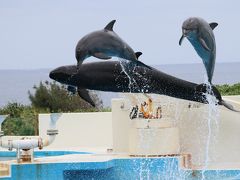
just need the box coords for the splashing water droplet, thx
[201,75,220,180]
[119,58,134,92]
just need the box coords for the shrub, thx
[0,103,38,135]
[216,83,240,96]
[28,81,103,112]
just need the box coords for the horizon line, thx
[0,61,239,71]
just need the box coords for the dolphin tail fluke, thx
[195,84,240,112]
[219,100,240,113]
[77,88,95,107]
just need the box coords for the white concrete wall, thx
[112,98,130,153]
[1,95,240,169]
[163,95,240,167]
[112,97,180,155]
[178,103,240,167]
[111,95,240,168]
[38,112,113,150]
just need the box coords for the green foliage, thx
[28,81,103,113]
[0,81,105,136]
[0,103,38,136]
[216,83,240,96]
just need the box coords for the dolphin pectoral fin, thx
[93,53,112,60]
[179,35,184,45]
[220,100,240,112]
[135,52,142,60]
[104,20,116,31]
[77,88,95,107]
[199,38,211,51]
[209,22,218,30]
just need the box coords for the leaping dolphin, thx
[49,61,239,112]
[75,20,152,69]
[179,17,218,83]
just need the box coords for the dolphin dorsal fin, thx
[209,22,218,30]
[135,52,142,60]
[104,20,116,31]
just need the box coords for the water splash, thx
[201,75,220,180]
[119,58,150,93]
[119,58,136,92]
[119,59,182,179]
[119,59,159,179]
[0,115,9,130]
[119,58,150,116]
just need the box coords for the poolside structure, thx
[0,95,240,179]
[0,114,61,164]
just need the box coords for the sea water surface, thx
[0,62,239,107]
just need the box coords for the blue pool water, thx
[0,151,90,161]
[1,155,240,180]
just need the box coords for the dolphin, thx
[49,61,239,112]
[75,20,152,69]
[179,17,218,83]
[66,51,143,105]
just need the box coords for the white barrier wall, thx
[112,99,130,153]
[1,95,240,169]
[178,103,240,167]
[38,112,113,150]
[112,98,180,155]
[141,95,240,167]
[112,95,240,168]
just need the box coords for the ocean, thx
[0,62,239,108]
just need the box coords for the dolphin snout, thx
[179,28,190,45]
[179,34,185,46]
[49,68,62,81]
[49,66,78,83]
[49,69,57,80]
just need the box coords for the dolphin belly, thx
[188,36,214,82]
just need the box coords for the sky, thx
[0,0,239,69]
